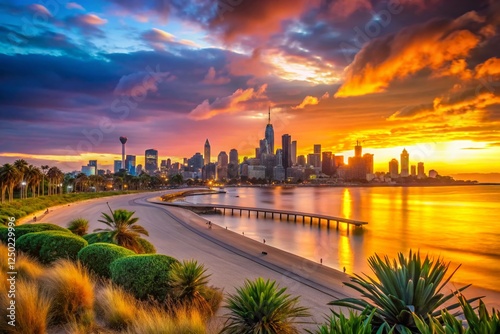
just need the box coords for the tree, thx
[47,166,64,195]
[25,165,42,198]
[221,278,310,334]
[0,163,21,202]
[14,159,29,199]
[170,260,211,307]
[41,165,49,196]
[74,173,88,192]
[94,205,149,253]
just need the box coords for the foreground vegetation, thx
[1,204,499,333]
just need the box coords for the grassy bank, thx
[0,191,142,223]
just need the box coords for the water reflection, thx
[188,185,500,292]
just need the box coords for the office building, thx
[136,164,142,175]
[291,141,297,165]
[259,139,269,157]
[217,151,229,180]
[363,153,374,175]
[113,160,122,173]
[88,160,97,175]
[417,162,425,178]
[389,159,399,178]
[322,152,334,176]
[401,148,409,177]
[297,155,306,167]
[204,139,211,165]
[188,153,204,170]
[265,107,274,155]
[355,140,362,158]
[145,149,158,175]
[125,155,136,175]
[334,155,344,167]
[81,165,95,176]
[411,165,416,176]
[282,134,292,176]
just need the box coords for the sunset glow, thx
[0,0,499,180]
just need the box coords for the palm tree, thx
[14,159,28,199]
[67,218,89,236]
[221,278,310,334]
[47,166,63,195]
[41,165,49,196]
[0,163,21,202]
[25,165,42,198]
[74,173,88,192]
[328,250,481,333]
[94,204,149,253]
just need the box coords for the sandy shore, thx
[22,190,500,330]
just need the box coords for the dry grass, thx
[126,305,206,334]
[0,243,44,281]
[96,283,139,330]
[0,278,52,334]
[39,259,95,325]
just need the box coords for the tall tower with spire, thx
[204,139,211,166]
[401,148,409,177]
[265,107,274,154]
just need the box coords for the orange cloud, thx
[292,92,329,109]
[335,12,485,98]
[328,0,371,18]
[475,57,500,78]
[29,4,52,16]
[188,85,268,120]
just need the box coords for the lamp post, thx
[58,183,62,195]
[21,181,26,199]
[67,185,73,193]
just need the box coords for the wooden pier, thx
[159,202,368,230]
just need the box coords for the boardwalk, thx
[156,201,368,230]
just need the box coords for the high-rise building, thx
[282,134,292,176]
[136,164,142,175]
[125,155,136,175]
[88,160,97,175]
[314,144,321,155]
[114,160,122,173]
[291,141,297,165]
[145,149,158,175]
[417,162,425,178]
[355,140,362,158]
[297,155,306,167]
[166,158,171,170]
[259,139,268,157]
[411,165,416,176]
[363,153,374,175]
[307,154,321,168]
[389,159,399,178]
[265,107,274,155]
[322,152,334,176]
[401,148,409,177]
[334,155,344,167]
[81,165,95,176]
[188,153,204,170]
[229,149,238,164]
[217,151,229,180]
[204,139,211,165]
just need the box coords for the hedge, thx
[78,243,135,278]
[16,231,88,264]
[110,254,179,300]
[83,232,156,254]
[0,223,70,243]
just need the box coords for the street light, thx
[67,185,73,193]
[21,181,26,199]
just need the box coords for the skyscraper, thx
[217,151,229,180]
[265,107,274,155]
[282,134,292,176]
[204,139,210,165]
[88,160,97,175]
[401,148,409,177]
[389,159,399,178]
[291,140,297,165]
[355,140,362,158]
[417,162,425,178]
[125,155,136,175]
[363,153,374,174]
[229,149,238,164]
[259,139,268,157]
[114,160,122,173]
[145,149,158,175]
[322,152,334,176]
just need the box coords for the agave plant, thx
[220,277,310,334]
[94,205,149,253]
[310,308,394,334]
[170,260,211,310]
[67,218,89,236]
[413,294,500,334]
[329,250,481,333]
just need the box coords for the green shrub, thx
[78,243,135,278]
[0,223,70,243]
[16,231,88,264]
[110,254,179,301]
[67,218,89,236]
[84,232,156,254]
[137,237,156,254]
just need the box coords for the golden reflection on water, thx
[342,188,351,219]
[338,235,353,274]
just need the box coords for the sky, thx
[0,0,499,177]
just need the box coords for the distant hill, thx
[450,173,500,183]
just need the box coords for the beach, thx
[21,189,500,329]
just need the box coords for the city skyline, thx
[1,1,499,179]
